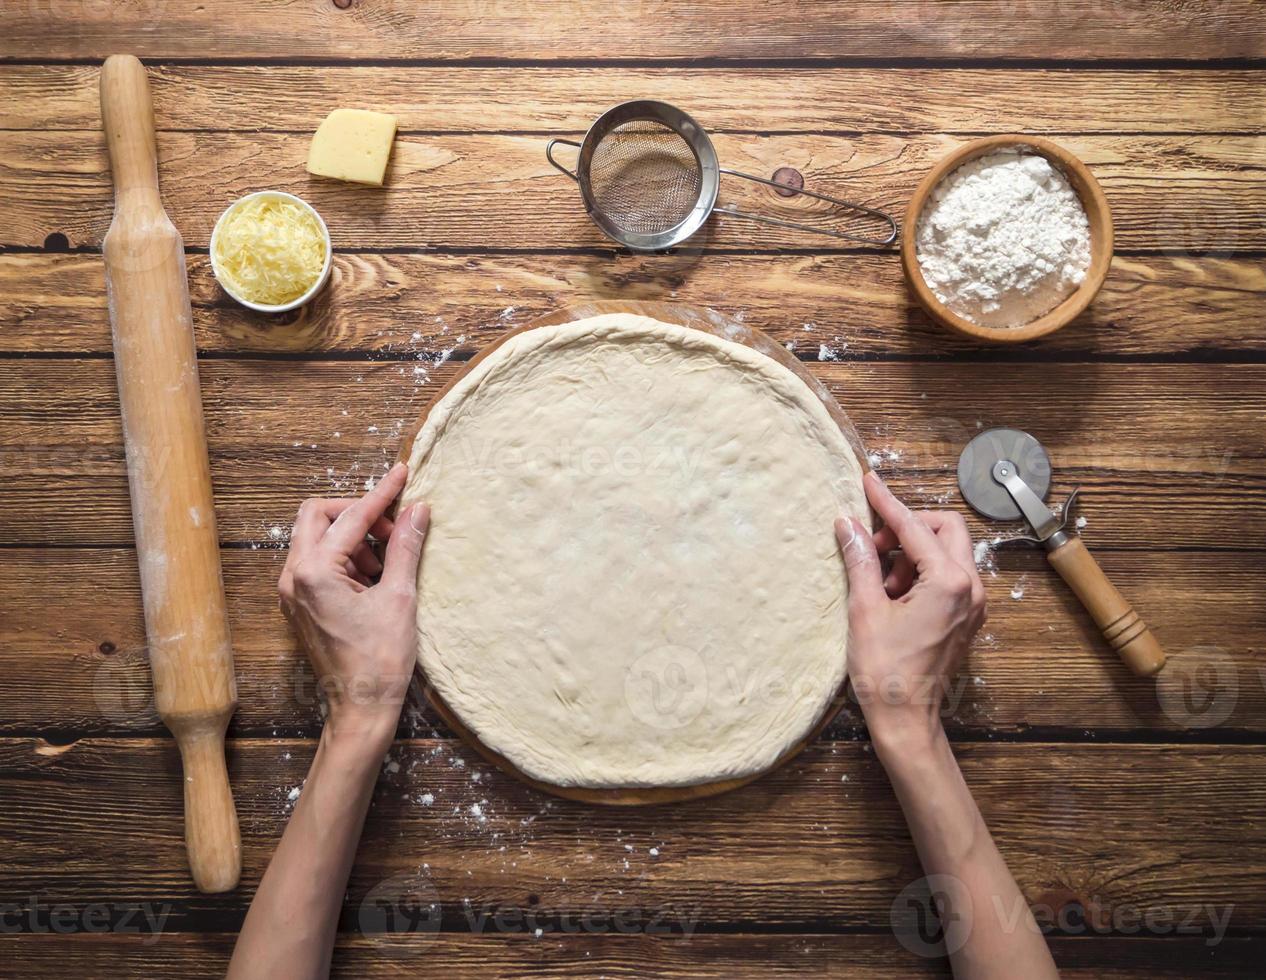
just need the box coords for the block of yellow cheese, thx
[307,108,398,186]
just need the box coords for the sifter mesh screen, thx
[586,120,703,235]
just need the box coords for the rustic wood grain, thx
[4,253,1264,357]
[0,932,1259,980]
[1,359,1258,548]
[6,1,1263,62]
[3,547,1262,737]
[5,2,1266,974]
[3,131,1262,251]
[8,65,1264,134]
[1,738,1261,929]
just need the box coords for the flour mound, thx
[916,149,1091,328]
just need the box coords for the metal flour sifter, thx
[546,100,897,251]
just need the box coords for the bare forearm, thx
[228,724,391,980]
[872,719,1058,980]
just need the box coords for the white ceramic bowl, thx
[210,190,333,313]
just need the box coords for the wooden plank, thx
[7,64,1264,135]
[0,738,1261,931]
[2,547,1263,737]
[3,131,1263,251]
[4,252,1264,358]
[0,933,1259,980]
[1,359,1259,549]
[3,0,1262,62]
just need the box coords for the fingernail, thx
[837,517,856,547]
[410,504,429,533]
[391,461,407,476]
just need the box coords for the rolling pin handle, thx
[1046,534,1166,677]
[100,54,162,201]
[175,721,241,893]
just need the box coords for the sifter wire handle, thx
[718,168,898,246]
[546,138,581,181]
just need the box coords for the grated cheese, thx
[213,193,327,306]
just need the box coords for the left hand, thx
[278,462,430,747]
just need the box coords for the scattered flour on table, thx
[249,523,290,551]
[973,535,1015,577]
[867,447,903,469]
[917,149,1091,328]
[278,783,302,815]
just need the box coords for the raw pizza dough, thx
[402,314,867,788]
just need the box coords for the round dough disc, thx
[402,314,867,789]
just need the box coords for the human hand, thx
[835,471,986,747]
[278,462,430,750]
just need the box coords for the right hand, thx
[278,462,430,749]
[835,471,986,744]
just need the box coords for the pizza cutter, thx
[958,428,1166,677]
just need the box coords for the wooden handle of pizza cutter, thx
[101,54,240,893]
[1047,535,1166,676]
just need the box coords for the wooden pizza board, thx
[397,300,870,805]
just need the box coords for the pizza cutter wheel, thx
[958,428,1165,677]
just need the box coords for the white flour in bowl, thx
[916,149,1091,328]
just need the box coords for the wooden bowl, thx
[900,135,1113,344]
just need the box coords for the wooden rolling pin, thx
[100,54,240,893]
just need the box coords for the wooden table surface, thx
[2,2,1265,976]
